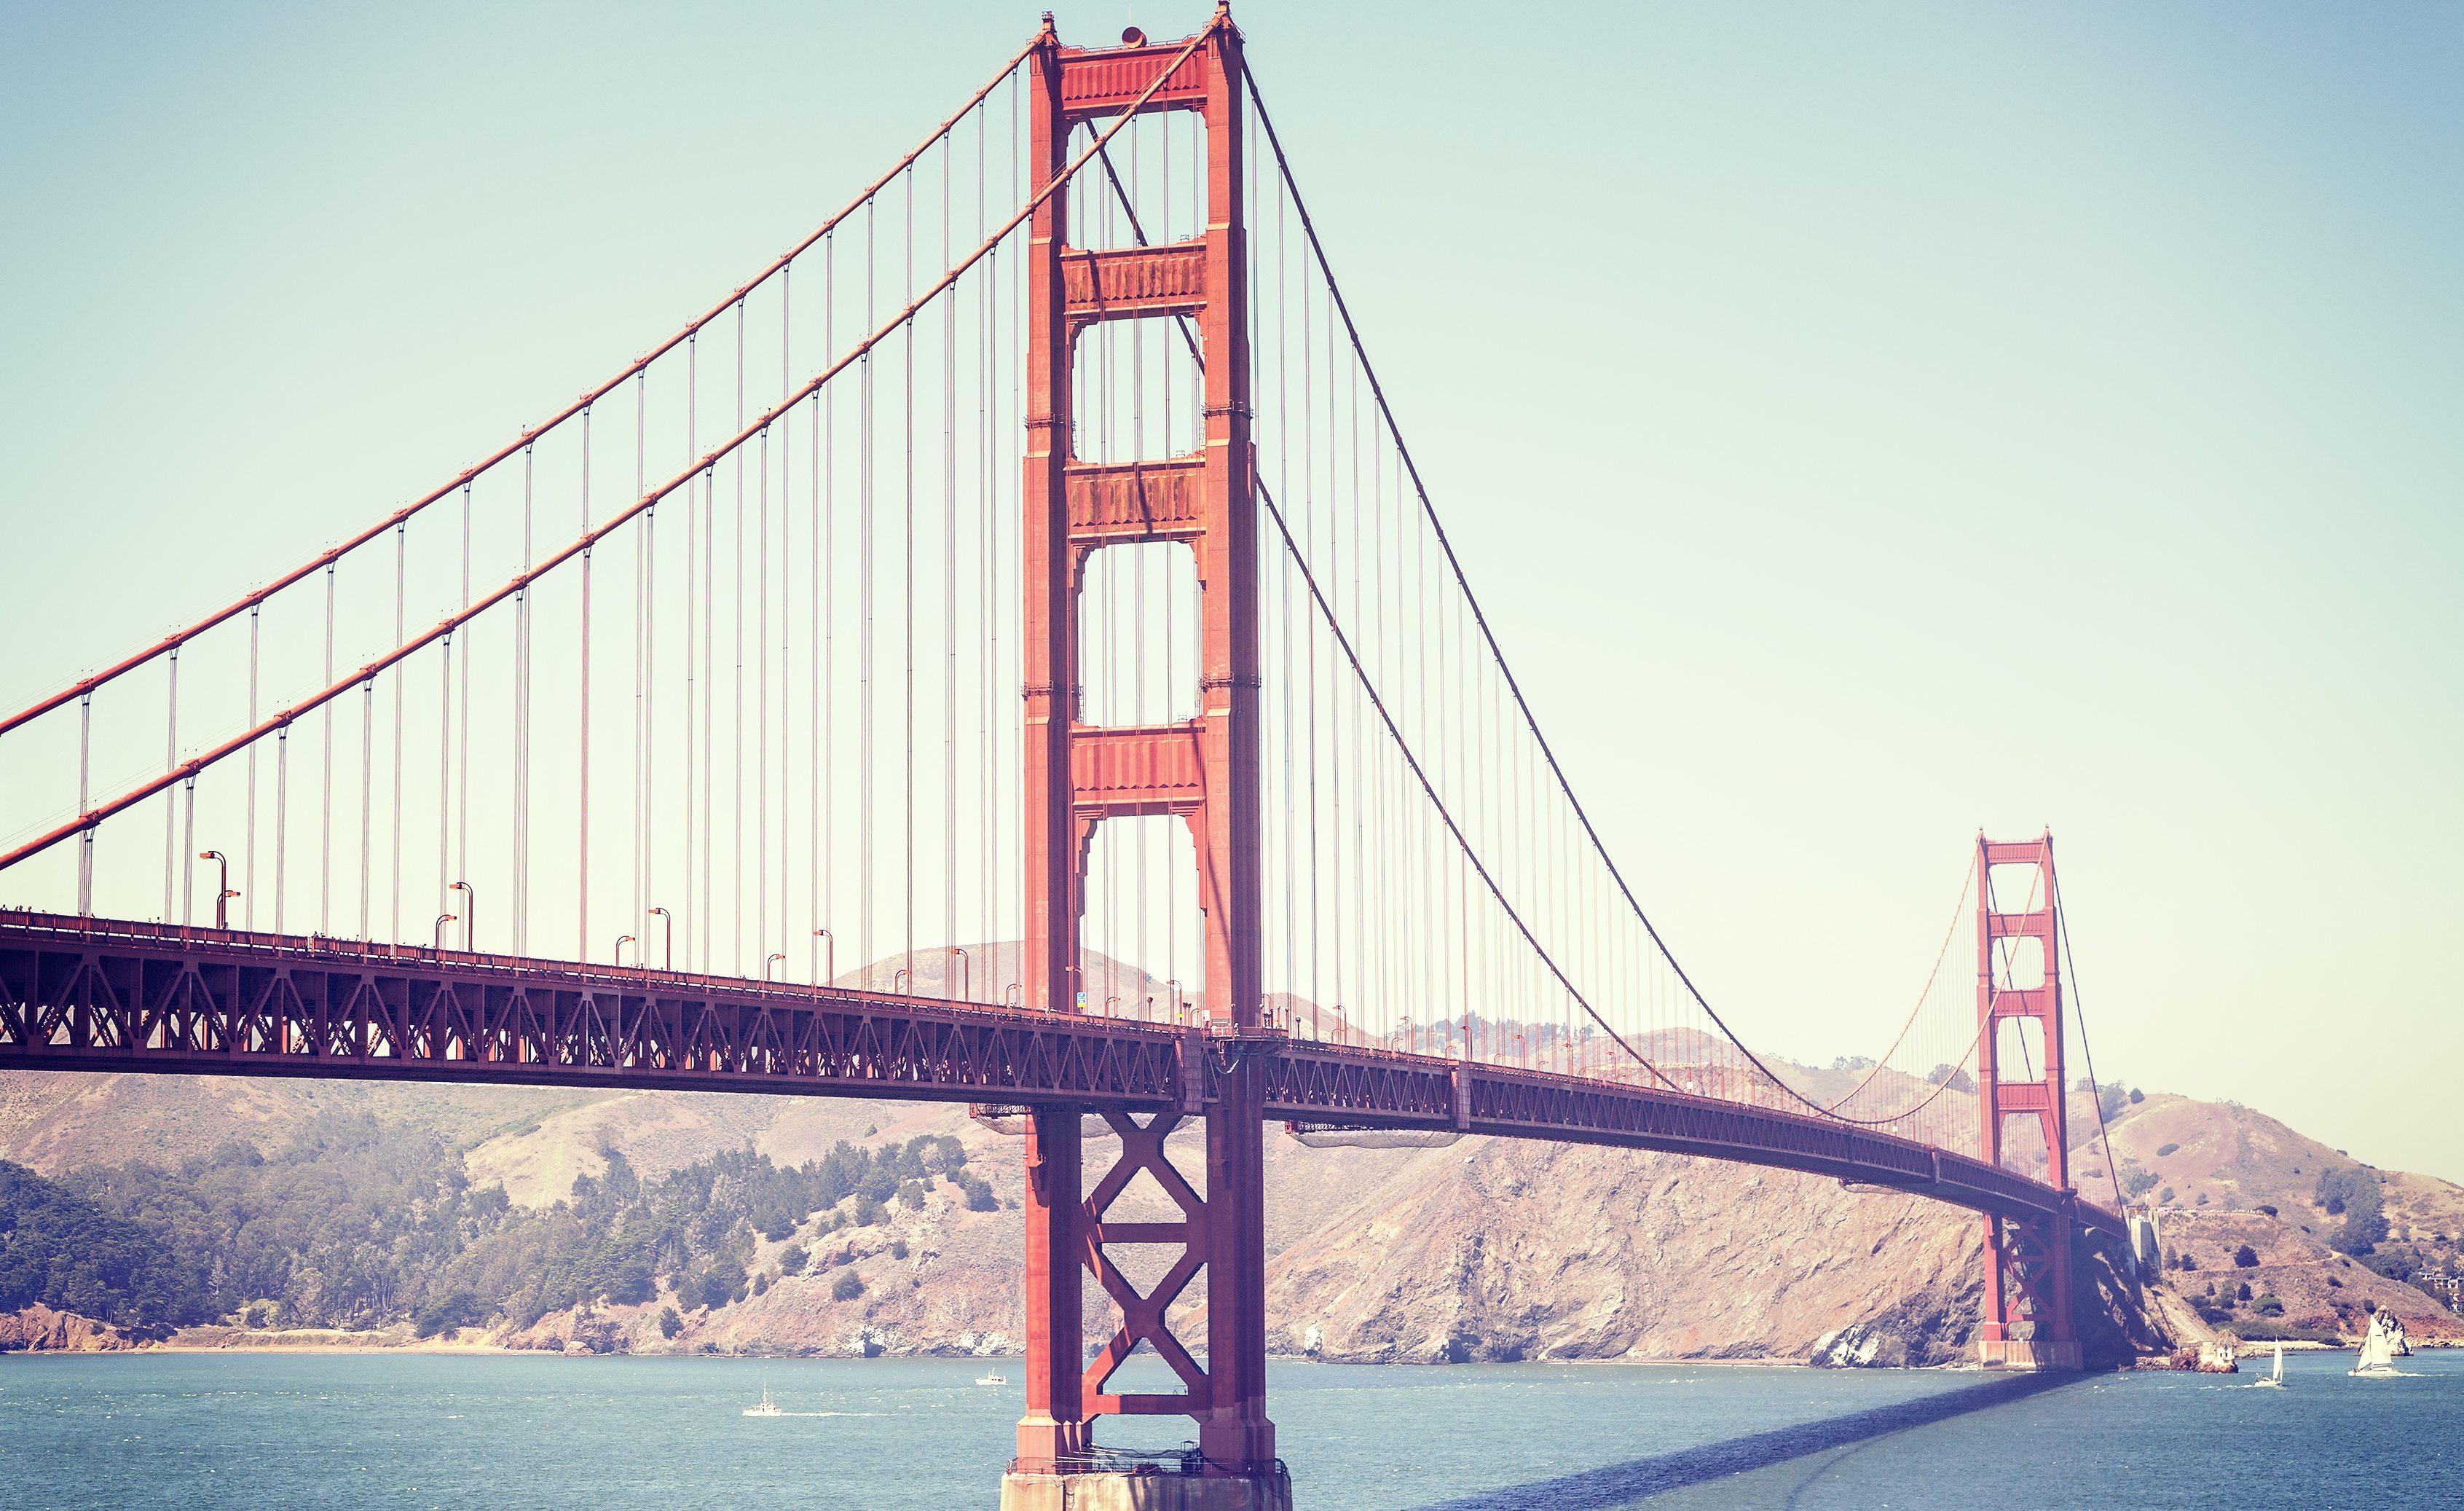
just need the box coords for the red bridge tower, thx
[1012,7,1283,1504]
[1975,831,2082,1370]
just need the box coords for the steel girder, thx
[0,911,2120,1239]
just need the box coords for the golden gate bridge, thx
[0,9,2130,1504]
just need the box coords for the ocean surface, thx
[1,1349,2457,1509]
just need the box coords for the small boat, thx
[744,1384,784,1417]
[2251,1341,2284,1389]
[975,1369,1007,1386]
[2350,1310,2408,1377]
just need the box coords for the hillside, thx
[4,1050,2458,1365]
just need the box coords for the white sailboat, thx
[744,1383,785,1417]
[2251,1341,2284,1389]
[2350,1310,2408,1377]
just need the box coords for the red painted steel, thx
[1016,5,1273,1472]
[1974,832,2084,1368]
[0,906,2133,1255]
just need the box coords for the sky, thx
[2,3,2458,1177]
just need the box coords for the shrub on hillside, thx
[413,1290,487,1338]
[779,1245,809,1276]
[658,1306,682,1339]
[2234,1245,2260,1268]
[831,1269,864,1301]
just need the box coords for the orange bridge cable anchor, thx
[0,25,1214,886]
[0,38,1044,745]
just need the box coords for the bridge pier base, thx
[1977,1337,2082,1371]
[999,1468,1293,1511]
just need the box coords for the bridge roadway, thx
[0,909,2121,1240]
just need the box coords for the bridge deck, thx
[0,911,2120,1239]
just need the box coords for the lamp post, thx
[1003,983,1022,1008]
[433,913,457,951]
[197,850,237,930]
[448,881,476,951]
[813,927,833,986]
[615,934,637,966]
[950,946,970,1002]
[765,952,787,982]
[892,967,911,995]
[1103,996,1121,1019]
[648,906,673,972]
[1166,979,1182,1026]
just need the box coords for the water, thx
[1,1351,2457,1509]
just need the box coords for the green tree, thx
[658,1306,683,1339]
[831,1269,864,1301]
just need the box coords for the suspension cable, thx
[1244,61,1948,1123]
[0,39,1044,742]
[0,30,1208,883]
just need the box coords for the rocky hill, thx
[3,1044,2457,1366]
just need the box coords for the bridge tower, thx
[1012,7,1283,1505]
[1975,831,2082,1370]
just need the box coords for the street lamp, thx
[1103,996,1121,1019]
[764,952,788,982]
[648,906,673,972]
[615,934,637,966]
[197,850,237,930]
[813,927,833,986]
[950,947,970,1001]
[448,881,476,950]
[1166,979,1181,1026]
[891,967,911,995]
[1003,983,1023,1008]
[433,913,457,950]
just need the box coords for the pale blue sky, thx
[3,4,2458,1175]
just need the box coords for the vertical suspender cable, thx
[457,484,472,934]
[163,652,178,924]
[734,299,747,974]
[977,104,992,981]
[245,608,259,927]
[320,560,335,935]
[860,203,875,977]
[580,406,594,961]
[359,678,372,940]
[780,267,792,957]
[944,138,958,980]
[392,523,406,943]
[181,776,195,927]
[275,726,288,933]
[645,374,655,936]
[685,336,700,970]
[819,232,835,981]
[78,694,93,917]
[757,421,769,968]
[438,629,452,930]
[904,162,917,983]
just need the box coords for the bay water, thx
[2,1350,2457,1508]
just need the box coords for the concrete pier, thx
[998,1468,1293,1511]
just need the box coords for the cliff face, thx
[0,1303,144,1352]
[1259,1138,1983,1365]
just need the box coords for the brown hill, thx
[6,1051,2455,1363]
